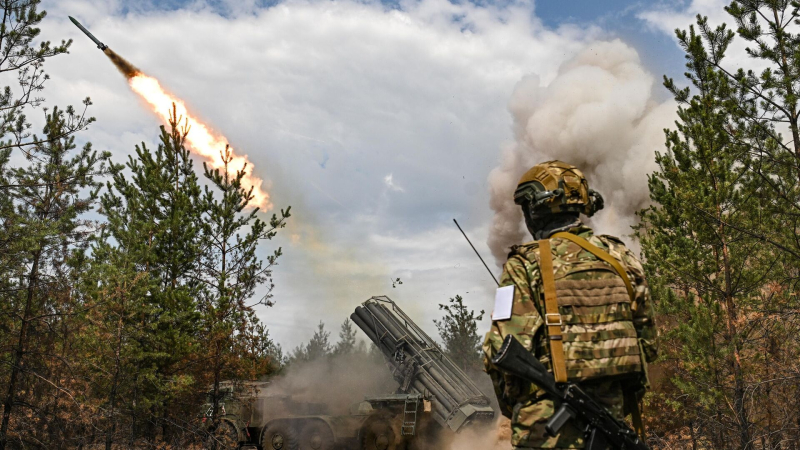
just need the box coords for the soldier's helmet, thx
[513,160,604,218]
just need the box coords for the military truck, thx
[204,296,495,449]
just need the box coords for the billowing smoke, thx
[265,351,512,449]
[487,39,677,264]
[264,352,396,415]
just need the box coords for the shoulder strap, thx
[551,232,635,303]
[537,239,568,383]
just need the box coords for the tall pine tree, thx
[196,144,289,421]
[334,319,358,356]
[637,4,800,446]
[433,295,484,373]
[93,108,203,442]
[0,105,108,449]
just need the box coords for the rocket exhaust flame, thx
[70,16,270,210]
[125,71,271,210]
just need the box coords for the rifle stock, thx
[491,335,650,450]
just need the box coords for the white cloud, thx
[637,0,731,37]
[383,173,404,192]
[38,0,604,347]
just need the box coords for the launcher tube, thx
[359,305,459,413]
[372,303,468,404]
[351,296,495,432]
[369,305,462,406]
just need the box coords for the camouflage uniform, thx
[482,224,657,449]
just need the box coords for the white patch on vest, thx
[492,285,515,321]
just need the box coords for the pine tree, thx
[306,322,333,360]
[712,1,800,279]
[0,0,81,177]
[637,6,800,446]
[94,108,204,441]
[78,233,151,450]
[0,0,89,267]
[433,295,484,372]
[334,318,358,356]
[196,143,289,420]
[0,3,101,447]
[0,105,109,449]
[291,322,333,363]
[239,321,284,378]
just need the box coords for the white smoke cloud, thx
[487,39,677,265]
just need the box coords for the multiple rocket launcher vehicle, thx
[208,297,495,450]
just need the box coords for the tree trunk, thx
[720,236,750,450]
[213,341,222,419]
[106,313,125,450]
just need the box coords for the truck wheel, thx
[360,419,396,450]
[206,420,240,450]
[300,421,335,450]
[262,421,300,450]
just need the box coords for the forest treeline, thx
[288,295,485,374]
[1,0,800,449]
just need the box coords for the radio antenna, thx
[453,219,500,287]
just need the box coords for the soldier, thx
[483,160,657,449]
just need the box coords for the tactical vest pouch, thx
[556,278,642,380]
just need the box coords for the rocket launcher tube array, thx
[351,307,457,412]
[350,309,453,426]
[357,303,458,412]
[366,301,480,401]
[351,296,495,432]
[353,299,492,430]
[380,297,487,398]
[364,303,465,406]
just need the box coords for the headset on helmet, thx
[513,160,604,217]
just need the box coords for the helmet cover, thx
[514,160,603,217]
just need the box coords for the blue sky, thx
[39,0,728,349]
[534,0,688,84]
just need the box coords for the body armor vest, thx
[531,234,643,382]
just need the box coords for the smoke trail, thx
[101,46,391,321]
[487,40,677,264]
[103,48,140,78]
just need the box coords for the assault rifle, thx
[492,335,650,450]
